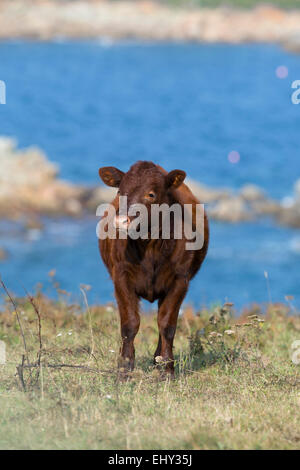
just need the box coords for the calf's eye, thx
[148,192,155,199]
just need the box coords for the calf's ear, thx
[166,169,186,189]
[99,167,125,187]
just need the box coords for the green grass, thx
[162,0,300,9]
[0,290,300,450]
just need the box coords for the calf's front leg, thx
[156,277,188,378]
[114,271,140,373]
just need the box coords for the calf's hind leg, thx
[156,278,188,377]
[153,298,164,364]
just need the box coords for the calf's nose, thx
[113,215,130,231]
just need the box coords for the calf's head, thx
[99,161,186,233]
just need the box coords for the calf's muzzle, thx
[113,214,130,231]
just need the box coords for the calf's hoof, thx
[118,356,134,372]
[117,367,131,382]
[154,356,175,380]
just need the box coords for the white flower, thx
[224,330,235,336]
[106,395,112,399]
[56,333,62,337]
[209,332,222,338]
[155,356,164,363]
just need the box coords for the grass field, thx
[0,285,300,450]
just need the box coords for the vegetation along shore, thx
[0,1,300,53]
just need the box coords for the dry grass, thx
[0,287,300,450]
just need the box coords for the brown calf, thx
[98,161,209,377]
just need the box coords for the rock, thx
[65,198,83,216]
[255,6,286,22]
[240,184,266,202]
[209,196,253,223]
[276,206,300,228]
[282,34,300,54]
[275,180,300,227]
[186,179,231,203]
[0,137,85,218]
[86,186,117,212]
[0,138,58,197]
[0,137,16,154]
[0,135,120,219]
[0,248,8,261]
[250,198,282,217]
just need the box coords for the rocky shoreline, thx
[0,1,300,52]
[1,137,300,231]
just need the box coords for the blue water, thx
[0,40,300,310]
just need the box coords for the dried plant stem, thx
[23,287,43,364]
[0,277,28,361]
[21,362,112,374]
[81,288,95,361]
[264,271,273,305]
[16,354,27,391]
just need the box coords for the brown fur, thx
[99,161,209,377]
